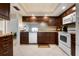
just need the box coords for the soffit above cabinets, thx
[11,3,74,16]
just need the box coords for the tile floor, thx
[13,40,68,56]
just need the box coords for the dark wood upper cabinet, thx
[60,4,76,17]
[0,3,10,20]
[47,18,56,26]
[22,16,30,22]
[55,17,62,27]
[22,16,61,27]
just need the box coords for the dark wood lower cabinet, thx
[37,32,58,44]
[0,35,13,56]
[49,32,58,44]
[20,32,29,44]
[71,34,75,56]
[20,32,58,44]
[37,32,49,44]
[55,32,58,45]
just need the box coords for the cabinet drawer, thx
[3,51,9,56]
[0,35,13,56]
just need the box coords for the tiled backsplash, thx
[67,23,76,33]
[21,22,56,32]
[0,31,2,35]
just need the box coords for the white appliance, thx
[72,12,76,22]
[58,32,71,55]
[31,27,38,32]
[29,27,38,43]
[29,32,37,43]
[63,14,72,24]
[63,12,76,25]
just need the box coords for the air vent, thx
[13,6,20,11]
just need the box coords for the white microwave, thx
[63,12,76,24]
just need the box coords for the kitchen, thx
[0,3,77,56]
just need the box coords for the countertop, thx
[20,26,59,32]
[20,30,58,32]
[0,33,13,37]
[59,31,76,35]
[38,30,58,32]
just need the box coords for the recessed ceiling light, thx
[62,6,66,10]
[44,16,48,19]
[43,14,48,19]
[32,14,35,16]
[44,14,47,16]
[31,14,36,19]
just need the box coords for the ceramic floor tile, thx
[13,43,68,56]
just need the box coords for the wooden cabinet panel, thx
[0,35,13,56]
[47,18,56,26]
[55,32,58,45]
[0,3,10,20]
[49,32,58,44]
[71,34,75,56]
[20,32,29,44]
[22,16,30,22]
[56,17,62,27]
[37,32,49,44]
[49,32,55,44]
[60,4,76,17]
[37,32,58,44]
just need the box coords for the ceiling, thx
[11,3,74,16]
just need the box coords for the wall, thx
[0,15,18,36]
[6,16,18,33]
[67,24,76,33]
[6,11,21,45]
[0,19,8,34]
[18,14,23,45]
[0,19,4,34]
[76,4,79,56]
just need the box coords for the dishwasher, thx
[29,32,37,43]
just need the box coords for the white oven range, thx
[58,32,71,55]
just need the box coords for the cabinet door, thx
[71,34,75,56]
[0,35,13,56]
[49,32,54,44]
[0,3,10,20]
[37,32,49,44]
[20,32,29,44]
[49,32,58,44]
[55,32,58,45]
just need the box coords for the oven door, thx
[59,32,71,48]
